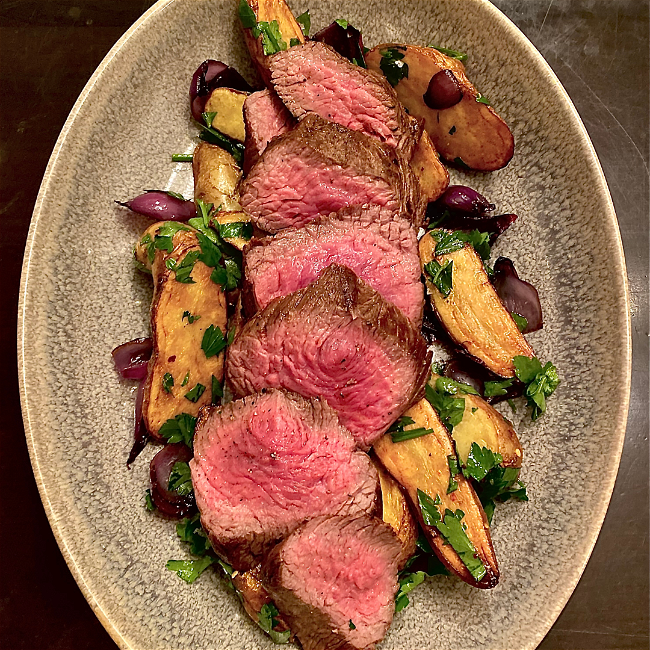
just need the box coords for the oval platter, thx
[18,0,631,648]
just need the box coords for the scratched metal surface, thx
[0,1,648,649]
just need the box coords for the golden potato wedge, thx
[410,128,449,203]
[240,0,306,86]
[374,398,498,588]
[371,455,418,567]
[212,210,253,251]
[420,231,534,377]
[204,87,248,143]
[366,44,514,171]
[143,227,228,440]
[134,221,167,272]
[430,374,522,467]
[193,142,242,212]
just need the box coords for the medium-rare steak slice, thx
[262,515,402,650]
[243,88,295,174]
[227,264,431,449]
[190,389,378,571]
[269,41,418,157]
[239,114,423,233]
[243,205,424,324]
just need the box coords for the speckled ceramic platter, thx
[18,0,631,648]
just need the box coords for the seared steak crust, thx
[262,515,402,650]
[239,114,424,233]
[190,389,378,571]
[270,41,418,157]
[226,264,431,449]
[244,205,424,324]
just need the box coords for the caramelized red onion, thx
[189,59,253,122]
[149,443,196,517]
[116,191,196,222]
[112,337,152,380]
[432,185,495,217]
[423,69,463,109]
[127,379,149,466]
[313,21,366,67]
[491,257,543,333]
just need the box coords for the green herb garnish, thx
[435,376,479,396]
[171,153,193,162]
[447,454,460,494]
[424,259,453,297]
[511,312,528,332]
[144,489,156,511]
[162,373,174,394]
[168,461,194,496]
[258,603,291,644]
[166,556,214,584]
[379,47,408,87]
[453,156,470,169]
[238,0,257,28]
[334,17,349,28]
[475,467,528,524]
[462,443,503,482]
[389,415,434,443]
[181,371,190,387]
[184,383,206,403]
[158,413,197,448]
[348,620,356,630]
[395,570,427,612]
[429,44,468,63]
[483,378,515,398]
[430,228,491,262]
[296,10,310,36]
[211,375,223,405]
[218,221,253,240]
[476,93,491,105]
[424,379,466,432]
[514,356,560,420]
[449,125,456,135]
[182,310,201,324]
[201,324,229,358]
[167,249,200,283]
[176,513,212,556]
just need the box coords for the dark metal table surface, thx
[1,1,647,649]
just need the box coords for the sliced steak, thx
[190,389,378,571]
[244,205,424,324]
[262,515,402,650]
[243,88,295,175]
[227,264,431,449]
[239,114,423,233]
[269,41,418,157]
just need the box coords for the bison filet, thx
[262,515,402,650]
[243,88,295,175]
[244,205,424,324]
[269,41,418,157]
[190,389,378,571]
[239,114,423,233]
[227,264,431,449]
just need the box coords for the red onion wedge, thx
[190,59,253,122]
[112,337,152,380]
[491,257,543,334]
[313,20,366,67]
[116,191,196,222]
[423,70,463,109]
[150,443,196,517]
[127,379,149,466]
[431,185,495,217]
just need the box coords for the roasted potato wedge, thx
[142,227,228,440]
[420,231,534,377]
[374,398,498,588]
[134,221,166,272]
[212,210,253,251]
[430,374,522,467]
[371,455,418,567]
[193,142,242,212]
[366,44,514,171]
[204,87,248,143]
[240,0,306,86]
[410,128,449,203]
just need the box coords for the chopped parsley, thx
[158,413,197,448]
[195,231,222,268]
[144,489,156,511]
[166,556,214,584]
[511,312,528,332]
[162,373,174,394]
[447,454,460,494]
[211,375,223,404]
[514,356,560,420]
[289,37,300,47]
[483,377,515,398]
[181,371,190,387]
[395,570,427,612]
[171,153,193,162]
[238,0,257,28]
[218,221,253,240]
[201,324,231,358]
[430,228,491,262]
[176,513,212,556]
[182,310,201,324]
[424,259,453,297]
[348,620,356,630]
[476,93,491,105]
[143,222,189,262]
[168,461,194,496]
[475,467,528,524]
[379,47,409,87]
[238,1,288,55]
[449,125,456,135]
[211,257,241,290]
[166,249,200,283]
[435,376,479,396]
[453,156,470,169]
[462,443,503,482]
[429,44,468,63]
[195,115,245,164]
[388,415,434,443]
[296,10,310,36]
[417,489,486,582]
[184,382,206,403]
[425,379,466,432]
[258,603,291,644]
[334,17,349,28]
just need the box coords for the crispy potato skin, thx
[374,399,498,588]
[143,228,227,440]
[410,129,449,203]
[204,88,249,142]
[241,0,305,86]
[430,374,523,467]
[420,232,534,377]
[371,455,418,567]
[193,142,242,212]
[366,44,514,171]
